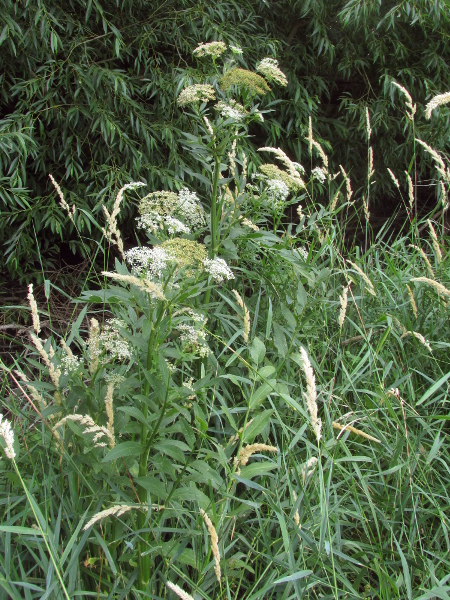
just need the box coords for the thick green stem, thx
[210,154,222,259]
[137,303,165,591]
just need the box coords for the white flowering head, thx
[178,84,216,107]
[312,167,326,184]
[265,179,289,210]
[0,413,15,460]
[61,354,82,376]
[230,45,243,55]
[125,246,174,279]
[193,41,227,59]
[256,58,288,87]
[215,100,248,121]
[203,257,235,283]
[137,189,204,236]
[98,319,132,363]
[176,188,206,230]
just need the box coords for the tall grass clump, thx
[1,45,449,599]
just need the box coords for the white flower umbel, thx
[61,353,81,375]
[215,99,248,121]
[125,246,174,279]
[165,216,191,235]
[203,257,235,283]
[266,179,289,209]
[193,41,227,59]
[178,84,216,107]
[299,347,322,444]
[229,45,243,55]
[256,58,288,86]
[177,324,211,357]
[98,318,132,363]
[177,188,206,229]
[312,167,326,184]
[0,413,15,460]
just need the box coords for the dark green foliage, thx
[267,0,450,207]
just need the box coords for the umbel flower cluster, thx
[177,42,288,108]
[137,188,206,235]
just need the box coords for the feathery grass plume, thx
[200,509,221,584]
[27,284,40,335]
[53,414,115,448]
[402,330,432,352]
[232,290,250,343]
[365,106,371,140]
[347,261,376,297]
[258,147,306,187]
[330,190,341,212]
[410,245,435,279]
[166,581,195,600]
[425,91,450,119]
[104,382,115,440]
[428,219,443,263]
[83,505,135,530]
[228,136,237,178]
[14,369,45,410]
[415,139,449,182]
[30,334,61,389]
[339,165,353,203]
[411,277,450,298]
[297,204,304,220]
[235,443,278,471]
[256,57,288,86]
[292,490,300,527]
[301,456,318,483]
[0,413,15,460]
[332,421,381,444]
[88,318,100,374]
[60,339,81,375]
[387,168,400,189]
[305,120,329,172]
[363,198,370,222]
[228,419,254,445]
[392,81,416,120]
[406,285,418,319]
[368,147,374,180]
[203,115,214,136]
[220,68,271,95]
[307,116,313,153]
[101,272,165,300]
[49,174,75,224]
[193,41,226,58]
[299,347,322,444]
[405,171,414,210]
[103,182,145,258]
[338,285,349,329]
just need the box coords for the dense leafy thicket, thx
[0,0,276,278]
[1,0,450,280]
[272,0,450,205]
